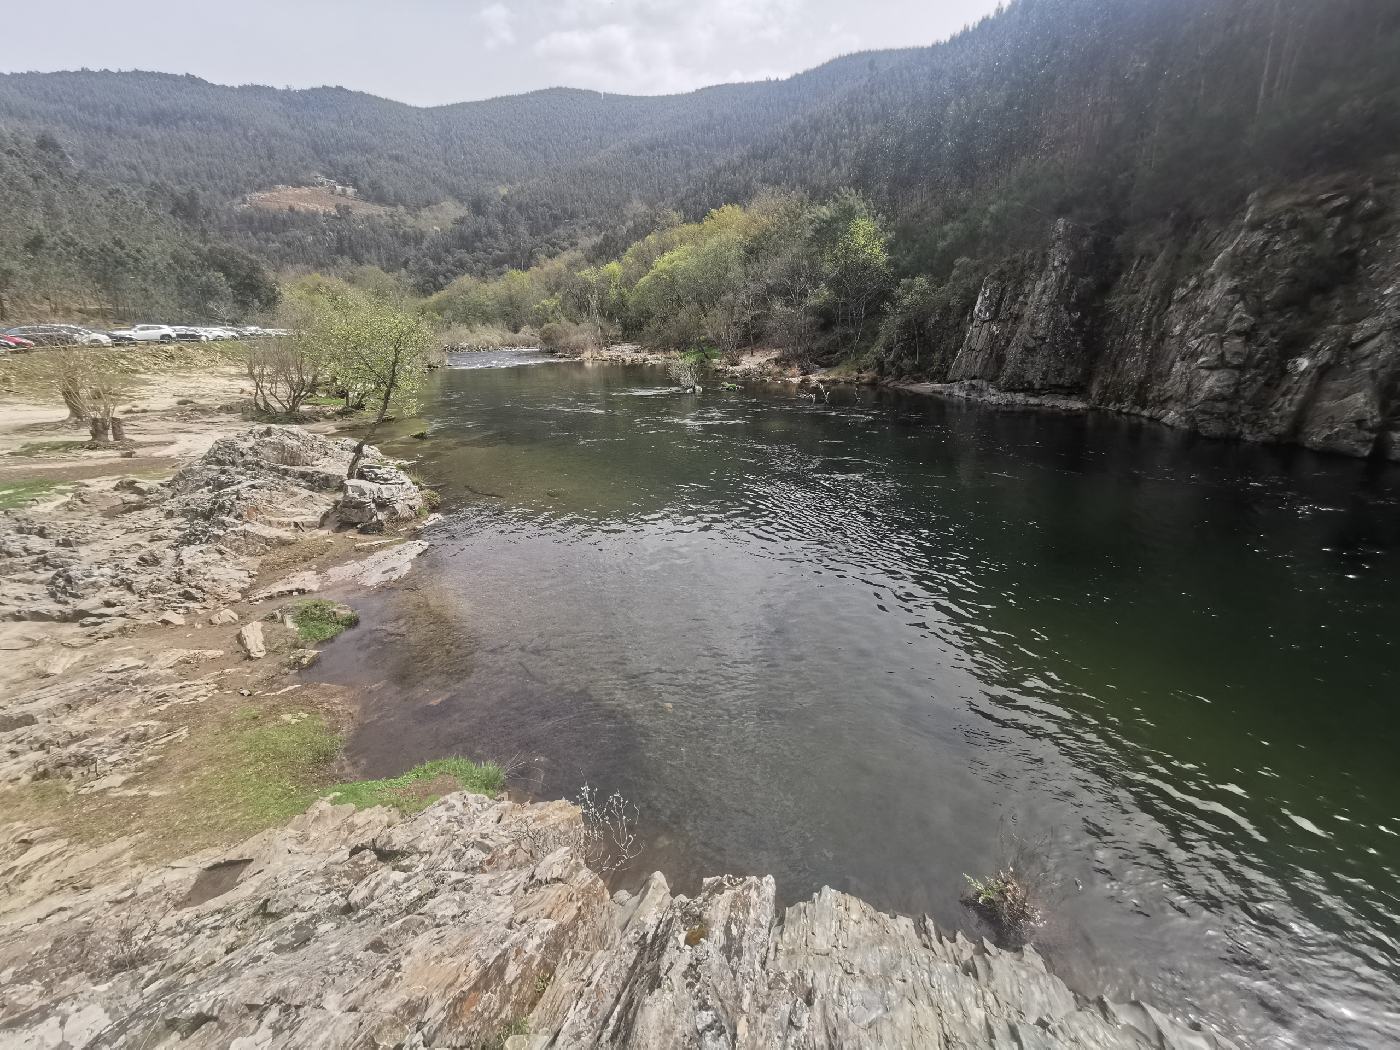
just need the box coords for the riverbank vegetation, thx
[327,758,507,813]
[291,599,360,644]
[422,191,893,366]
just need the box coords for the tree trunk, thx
[346,394,389,480]
[346,354,401,479]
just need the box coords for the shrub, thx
[246,342,319,416]
[539,320,600,356]
[667,347,718,390]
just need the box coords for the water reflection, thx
[316,352,1400,1048]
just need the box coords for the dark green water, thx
[318,350,1400,1047]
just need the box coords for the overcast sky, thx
[3,0,1005,105]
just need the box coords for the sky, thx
[2,0,1006,106]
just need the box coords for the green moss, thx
[328,757,507,813]
[0,478,65,509]
[292,599,359,644]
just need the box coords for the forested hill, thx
[1,0,1398,309]
[0,49,914,209]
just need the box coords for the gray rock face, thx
[336,461,423,528]
[896,178,1400,458]
[0,793,1231,1049]
[948,219,1103,394]
[167,425,417,540]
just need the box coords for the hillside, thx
[0,132,278,323]
[0,51,913,209]
[2,0,1398,325]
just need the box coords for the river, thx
[315,349,1400,1048]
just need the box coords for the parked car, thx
[2,325,112,347]
[0,334,37,350]
[173,326,211,342]
[106,331,137,345]
[106,324,177,343]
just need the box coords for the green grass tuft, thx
[211,710,344,826]
[292,599,359,644]
[327,757,506,813]
[0,478,65,509]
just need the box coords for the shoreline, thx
[0,358,1233,1048]
[562,343,1398,461]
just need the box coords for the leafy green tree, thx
[814,192,892,337]
[288,279,436,477]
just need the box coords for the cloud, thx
[532,0,811,95]
[479,3,515,50]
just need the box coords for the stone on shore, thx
[237,622,266,659]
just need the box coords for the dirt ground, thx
[0,353,428,876]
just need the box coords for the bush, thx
[962,868,1042,944]
[246,342,319,416]
[667,347,718,390]
[539,320,600,356]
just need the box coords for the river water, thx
[316,349,1400,1047]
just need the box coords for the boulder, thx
[237,622,266,659]
[335,463,422,528]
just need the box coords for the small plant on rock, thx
[514,783,642,877]
[962,868,1042,945]
[961,819,1053,947]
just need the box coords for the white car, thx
[108,324,178,343]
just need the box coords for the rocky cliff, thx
[888,177,1400,458]
[0,792,1232,1049]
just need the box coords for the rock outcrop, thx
[0,792,1232,1049]
[888,177,1400,458]
[0,426,422,628]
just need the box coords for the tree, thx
[814,192,892,338]
[294,285,436,478]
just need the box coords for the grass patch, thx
[206,709,344,826]
[0,478,65,509]
[13,439,93,456]
[0,695,352,867]
[292,599,359,643]
[327,757,506,813]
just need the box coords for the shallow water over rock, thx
[316,351,1400,1048]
